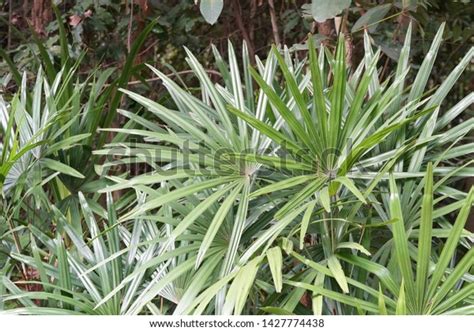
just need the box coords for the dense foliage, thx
[0,0,472,315]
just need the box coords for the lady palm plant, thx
[0,69,87,194]
[0,189,276,315]
[2,166,471,315]
[0,63,120,258]
[1,192,217,314]
[0,19,158,241]
[95,22,473,313]
[94,42,283,314]
[0,14,159,219]
[0,66,97,264]
[1,23,472,316]
[287,164,473,315]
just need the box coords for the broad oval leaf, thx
[200,0,224,25]
[352,4,392,33]
[311,0,351,23]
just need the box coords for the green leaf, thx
[266,247,283,293]
[415,162,433,310]
[311,0,352,23]
[196,182,244,268]
[300,200,317,249]
[182,48,237,146]
[308,35,328,147]
[427,187,474,301]
[272,45,319,154]
[396,280,407,315]
[227,106,312,163]
[251,175,315,198]
[327,255,349,293]
[286,280,381,313]
[174,253,223,315]
[378,285,388,315]
[100,19,158,146]
[119,176,239,221]
[126,258,197,314]
[200,0,224,25]
[389,174,415,304]
[430,249,474,313]
[328,35,346,160]
[337,253,399,296]
[240,204,308,264]
[352,4,392,33]
[312,272,325,315]
[221,181,252,277]
[260,307,295,315]
[433,281,474,315]
[319,186,331,213]
[56,236,73,310]
[293,251,397,307]
[277,178,326,219]
[336,242,371,256]
[190,272,237,315]
[408,23,445,104]
[334,176,367,204]
[167,182,238,245]
[41,158,85,179]
[223,256,263,315]
[248,66,313,152]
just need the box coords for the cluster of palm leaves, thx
[0,23,473,315]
